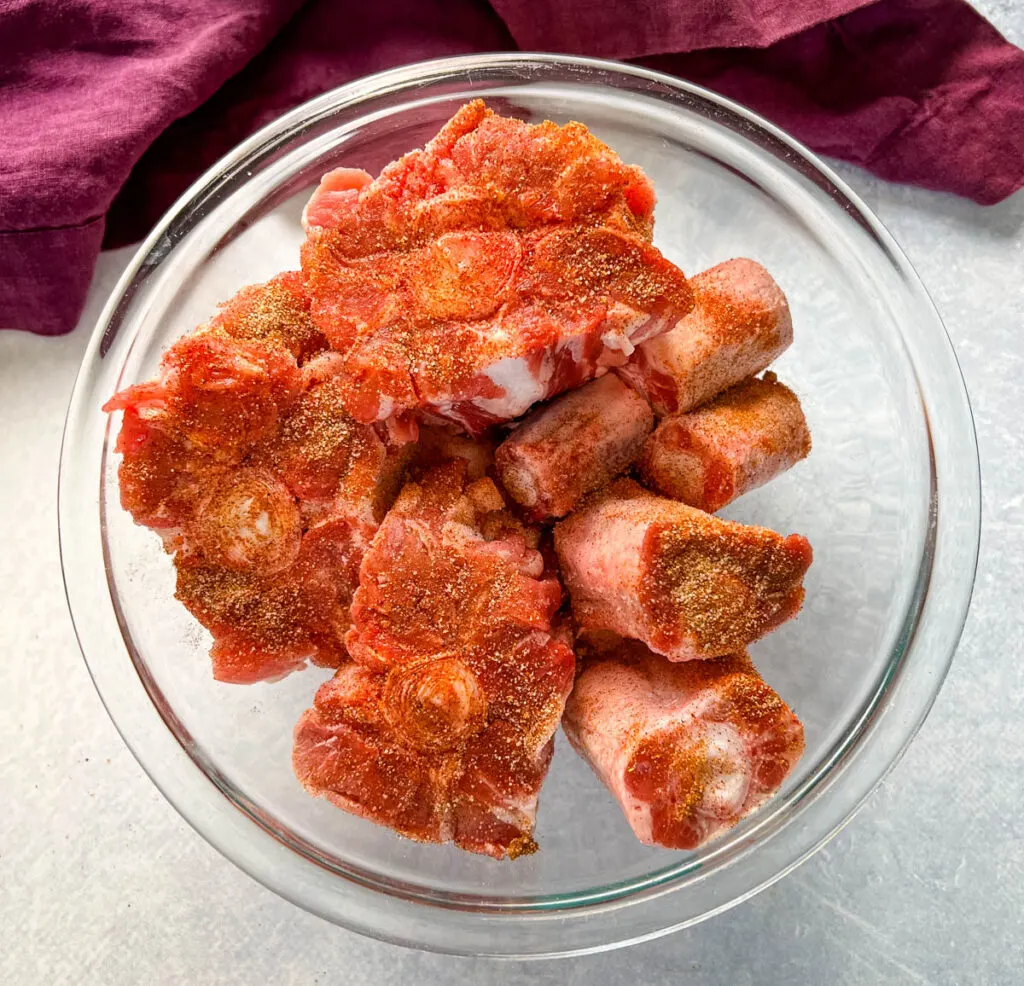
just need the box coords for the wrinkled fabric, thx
[1,0,1022,335]
[644,0,1024,205]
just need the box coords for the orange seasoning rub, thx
[103,273,325,460]
[165,394,387,683]
[554,479,812,662]
[189,467,302,574]
[293,462,576,858]
[414,424,496,483]
[107,405,222,539]
[258,374,387,508]
[495,373,654,520]
[638,372,811,512]
[175,513,367,683]
[103,330,303,459]
[563,641,804,849]
[206,271,328,363]
[166,415,389,682]
[300,100,692,434]
[620,258,792,417]
[103,277,406,684]
[102,280,316,542]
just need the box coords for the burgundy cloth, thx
[2,0,1022,335]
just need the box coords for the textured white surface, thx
[3,10,1024,982]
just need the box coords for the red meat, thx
[102,282,313,546]
[166,382,400,681]
[176,512,369,683]
[620,258,792,416]
[495,373,654,520]
[188,466,302,574]
[206,270,329,364]
[103,277,412,683]
[554,480,812,662]
[638,372,811,512]
[563,642,805,849]
[104,331,302,459]
[300,100,693,434]
[256,371,390,516]
[294,463,576,857]
[108,406,222,544]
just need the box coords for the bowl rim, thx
[59,51,981,957]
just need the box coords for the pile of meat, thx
[104,102,812,860]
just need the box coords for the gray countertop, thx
[2,6,1023,981]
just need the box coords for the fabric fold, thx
[488,0,878,59]
[1,0,1022,335]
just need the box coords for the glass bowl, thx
[59,53,980,957]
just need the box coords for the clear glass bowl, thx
[59,54,980,957]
